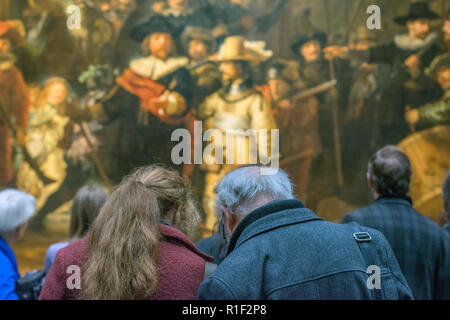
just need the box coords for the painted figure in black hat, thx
[325,1,444,145]
[99,15,195,183]
[291,28,353,204]
[342,25,382,204]
[113,0,156,70]
[258,60,321,201]
[405,53,450,129]
[180,26,221,107]
[150,0,219,52]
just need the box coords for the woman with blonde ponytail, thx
[39,166,212,300]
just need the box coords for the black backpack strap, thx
[204,262,218,279]
[15,270,47,300]
[347,223,383,300]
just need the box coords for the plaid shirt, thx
[444,223,450,234]
[343,197,450,300]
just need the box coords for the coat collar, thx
[375,196,413,207]
[227,199,322,254]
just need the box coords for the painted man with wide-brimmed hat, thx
[197,36,277,236]
[0,20,29,187]
[325,1,444,145]
[99,15,195,183]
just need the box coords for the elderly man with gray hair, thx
[198,165,413,300]
[0,189,36,300]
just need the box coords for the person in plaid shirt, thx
[343,145,450,299]
[443,171,450,234]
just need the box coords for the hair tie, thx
[135,181,178,190]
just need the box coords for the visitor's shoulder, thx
[161,224,213,262]
[414,211,450,238]
[45,242,70,260]
[53,237,89,267]
[0,251,15,276]
[342,205,375,223]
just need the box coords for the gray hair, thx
[443,171,450,220]
[214,166,295,217]
[0,189,36,232]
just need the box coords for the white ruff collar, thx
[394,32,438,51]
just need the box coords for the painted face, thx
[47,83,68,105]
[268,79,290,101]
[188,39,208,61]
[168,0,187,12]
[437,67,450,91]
[219,61,241,81]
[99,1,111,11]
[443,20,450,41]
[0,38,11,54]
[300,40,321,62]
[407,19,430,40]
[149,33,172,59]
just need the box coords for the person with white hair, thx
[198,165,413,300]
[0,189,35,300]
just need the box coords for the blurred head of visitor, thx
[214,165,295,238]
[69,184,107,240]
[366,145,412,200]
[0,189,35,247]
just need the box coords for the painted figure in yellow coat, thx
[198,36,277,236]
[17,77,72,213]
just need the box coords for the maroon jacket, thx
[39,224,213,300]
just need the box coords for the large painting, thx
[1,0,449,242]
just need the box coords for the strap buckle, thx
[353,232,372,242]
